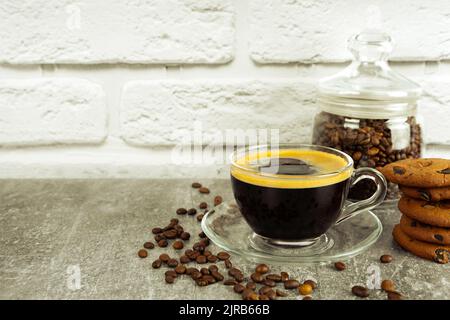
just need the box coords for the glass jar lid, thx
[318,29,422,119]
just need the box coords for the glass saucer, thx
[201,202,382,265]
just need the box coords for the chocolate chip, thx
[434,249,449,264]
[434,234,444,242]
[393,166,406,175]
[437,168,450,174]
[418,189,431,201]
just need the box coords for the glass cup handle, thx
[335,167,387,225]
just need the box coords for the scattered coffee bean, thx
[152,227,163,234]
[303,296,313,300]
[154,234,165,242]
[263,279,276,287]
[192,182,202,188]
[303,280,318,290]
[196,255,207,264]
[196,279,208,287]
[180,255,190,264]
[214,195,223,206]
[211,271,224,281]
[163,229,177,239]
[280,272,289,282]
[200,238,210,247]
[199,202,208,209]
[167,259,178,268]
[284,280,300,289]
[165,270,177,278]
[255,264,269,274]
[143,241,155,249]
[199,187,210,194]
[208,265,218,272]
[276,289,288,297]
[165,275,175,284]
[158,239,168,247]
[224,279,238,286]
[159,253,170,263]
[170,218,179,224]
[380,254,393,263]
[200,267,210,275]
[138,249,148,258]
[387,291,403,300]
[334,261,346,271]
[196,214,204,222]
[191,271,202,280]
[351,285,369,298]
[259,294,270,301]
[234,284,245,293]
[225,259,232,269]
[217,252,230,260]
[381,279,395,292]
[246,282,257,290]
[180,232,190,240]
[242,289,258,300]
[258,286,273,296]
[187,208,197,216]
[207,255,218,263]
[203,275,216,284]
[266,274,282,282]
[152,259,162,269]
[198,231,207,238]
[298,283,313,295]
[175,265,186,274]
[176,208,187,215]
[186,267,198,275]
[251,272,264,283]
[172,240,184,250]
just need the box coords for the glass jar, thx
[312,30,423,202]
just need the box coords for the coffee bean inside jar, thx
[312,112,422,200]
[313,30,423,202]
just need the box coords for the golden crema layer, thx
[231,149,353,189]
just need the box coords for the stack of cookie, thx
[380,158,450,264]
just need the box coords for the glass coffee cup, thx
[230,144,387,247]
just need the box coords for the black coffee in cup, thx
[231,148,353,241]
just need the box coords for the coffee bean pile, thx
[312,112,422,200]
[138,182,406,300]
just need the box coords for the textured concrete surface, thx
[0,179,449,300]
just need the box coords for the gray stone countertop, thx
[0,179,448,300]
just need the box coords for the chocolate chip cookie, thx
[393,225,449,264]
[399,185,450,202]
[380,158,450,187]
[399,215,450,245]
[398,196,450,228]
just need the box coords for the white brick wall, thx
[0,0,448,178]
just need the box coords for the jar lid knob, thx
[348,29,393,62]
